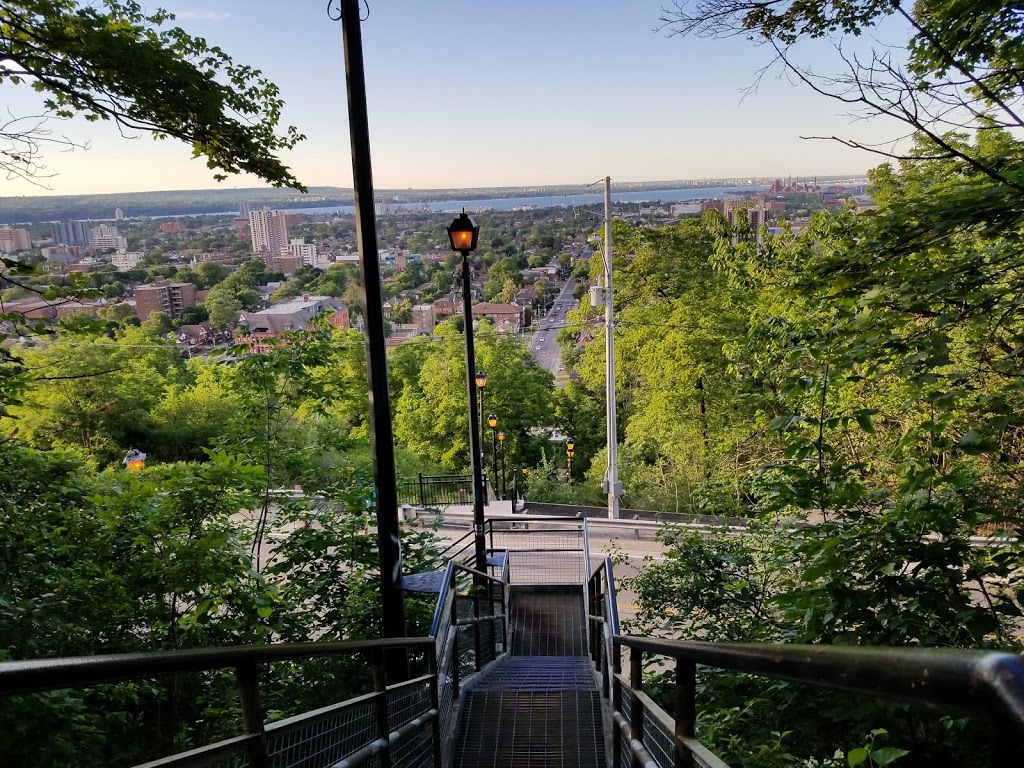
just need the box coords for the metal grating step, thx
[454,690,605,768]
[510,591,587,657]
[476,657,597,692]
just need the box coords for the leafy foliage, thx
[0,0,304,187]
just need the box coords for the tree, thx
[0,0,304,188]
[4,322,186,461]
[177,305,209,326]
[206,290,241,332]
[658,0,1024,192]
[392,320,554,471]
[483,258,521,301]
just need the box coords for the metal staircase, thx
[1,516,1022,767]
[454,588,604,768]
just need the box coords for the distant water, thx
[159,185,768,219]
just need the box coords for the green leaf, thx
[870,747,910,765]
[848,747,869,767]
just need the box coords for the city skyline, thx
[0,0,906,197]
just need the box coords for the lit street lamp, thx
[497,432,506,499]
[448,210,487,573]
[566,439,575,484]
[122,448,147,472]
[488,414,498,499]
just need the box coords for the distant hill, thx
[0,187,356,224]
[0,177,861,224]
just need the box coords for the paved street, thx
[528,278,578,382]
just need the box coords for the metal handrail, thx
[613,634,1024,767]
[428,558,458,639]
[0,637,433,696]
[616,635,1024,724]
[0,636,440,768]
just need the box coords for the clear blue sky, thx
[0,0,905,195]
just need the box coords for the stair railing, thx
[586,556,620,702]
[0,637,440,768]
[428,554,510,767]
[611,635,1024,768]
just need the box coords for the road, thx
[529,278,578,382]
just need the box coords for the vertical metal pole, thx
[428,645,442,768]
[339,0,407,676]
[371,649,392,768]
[629,650,644,768]
[501,446,506,499]
[604,176,621,519]
[473,587,482,671]
[236,661,269,768]
[418,472,425,508]
[490,427,497,494]
[478,384,488,506]
[612,641,623,768]
[675,659,696,768]
[451,594,461,699]
[462,254,488,573]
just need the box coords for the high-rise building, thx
[0,227,31,254]
[134,278,197,320]
[248,208,288,256]
[239,202,251,219]
[285,238,317,266]
[114,208,125,220]
[51,220,90,246]
[89,224,128,252]
[723,198,767,245]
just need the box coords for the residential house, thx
[411,304,435,334]
[471,302,526,332]
[237,295,349,353]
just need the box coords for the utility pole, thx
[603,176,622,518]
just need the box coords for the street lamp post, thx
[475,371,488,504]
[448,210,488,574]
[566,439,574,484]
[488,414,498,499]
[497,432,506,500]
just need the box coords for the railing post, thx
[473,585,482,671]
[630,650,644,768]
[451,592,461,699]
[371,648,392,768]
[488,576,498,656]
[675,659,696,768]
[236,661,269,768]
[612,641,623,768]
[429,644,443,768]
[501,581,510,652]
[418,472,425,508]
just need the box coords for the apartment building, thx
[134,278,198,320]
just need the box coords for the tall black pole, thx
[478,386,487,505]
[490,426,498,496]
[339,2,406,674]
[501,445,506,499]
[461,255,488,573]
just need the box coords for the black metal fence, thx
[398,473,477,507]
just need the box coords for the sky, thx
[0,0,910,196]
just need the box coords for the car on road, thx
[539,337,545,342]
